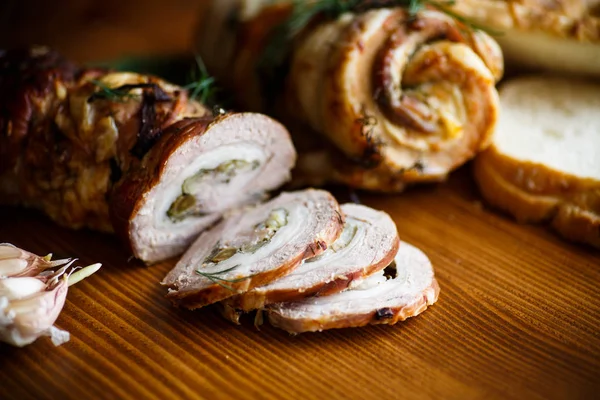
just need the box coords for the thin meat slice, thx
[267,241,440,334]
[111,113,296,263]
[221,203,400,323]
[162,189,344,309]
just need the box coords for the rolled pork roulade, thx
[221,203,400,323]
[198,2,504,192]
[162,189,344,308]
[267,241,440,334]
[0,47,296,264]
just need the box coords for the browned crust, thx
[109,117,213,258]
[473,149,600,248]
[225,235,400,313]
[478,146,600,195]
[0,47,209,238]
[267,278,440,334]
[451,0,600,41]
[165,195,345,309]
[552,204,600,248]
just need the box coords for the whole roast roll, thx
[198,2,504,192]
[0,47,296,264]
[449,0,600,77]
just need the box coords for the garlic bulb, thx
[0,244,101,347]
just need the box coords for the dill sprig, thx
[88,79,142,103]
[184,55,218,105]
[196,265,250,291]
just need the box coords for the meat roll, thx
[0,47,296,263]
[198,2,504,192]
[221,203,400,323]
[162,189,344,308]
[267,241,440,334]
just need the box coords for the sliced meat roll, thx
[197,4,503,192]
[0,47,296,264]
[162,189,344,309]
[267,241,440,334]
[286,8,502,189]
[221,203,400,323]
[111,113,296,263]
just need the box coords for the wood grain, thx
[1,169,599,400]
[1,2,599,399]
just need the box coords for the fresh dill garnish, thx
[87,80,171,103]
[195,265,250,291]
[183,55,218,105]
[88,79,142,103]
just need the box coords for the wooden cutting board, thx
[1,2,599,399]
[1,169,599,400]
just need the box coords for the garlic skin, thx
[0,278,69,347]
[0,243,71,278]
[0,244,101,347]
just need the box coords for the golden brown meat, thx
[0,47,207,232]
[199,2,503,192]
[0,47,296,264]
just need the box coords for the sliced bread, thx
[473,76,600,248]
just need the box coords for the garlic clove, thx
[0,258,29,277]
[1,281,68,347]
[0,277,47,301]
[0,244,21,260]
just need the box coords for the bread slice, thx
[473,76,600,248]
[267,241,439,334]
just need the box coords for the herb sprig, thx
[196,265,250,291]
[184,55,219,105]
[88,80,143,103]
[87,80,171,103]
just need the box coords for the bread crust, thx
[474,146,600,248]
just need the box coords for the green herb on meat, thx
[195,265,250,291]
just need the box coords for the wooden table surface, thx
[1,2,600,399]
[1,170,599,400]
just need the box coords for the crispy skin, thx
[0,47,207,232]
[109,117,212,255]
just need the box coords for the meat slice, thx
[267,241,440,334]
[111,112,296,263]
[0,47,297,264]
[162,189,344,309]
[221,203,400,323]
